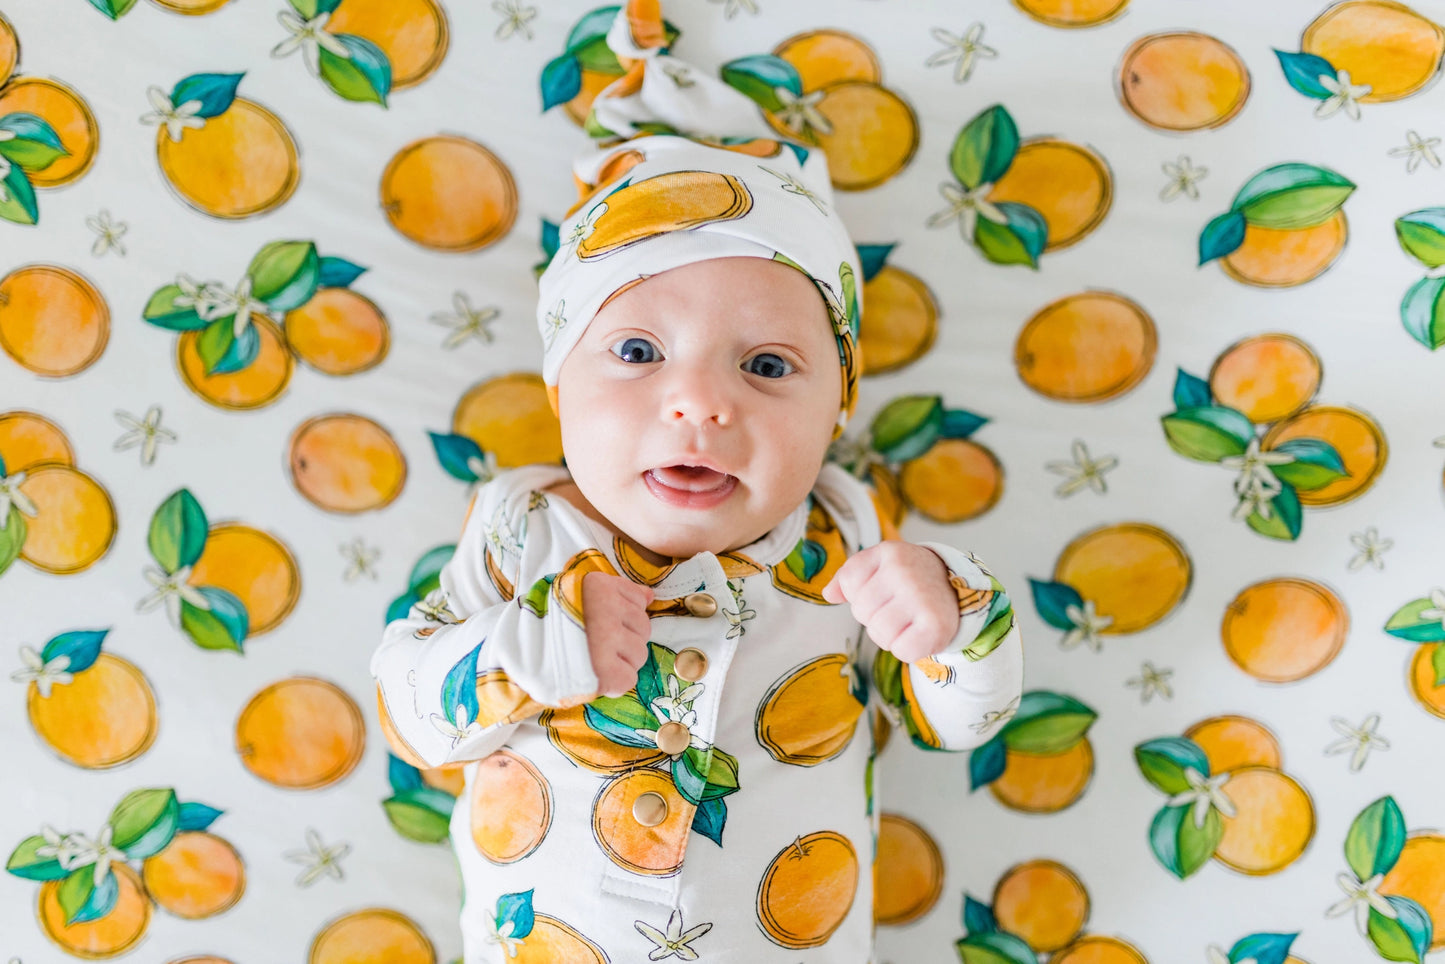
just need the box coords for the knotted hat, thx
[535,0,863,437]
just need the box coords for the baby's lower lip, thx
[644,466,737,508]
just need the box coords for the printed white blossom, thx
[485,505,526,562]
[758,165,828,215]
[1417,587,1445,631]
[414,588,458,624]
[1326,870,1396,934]
[635,907,713,960]
[11,646,73,698]
[707,0,758,19]
[431,701,483,747]
[200,275,274,340]
[970,694,1018,734]
[114,407,177,466]
[137,565,210,627]
[486,916,524,958]
[1167,767,1236,828]
[0,468,38,528]
[0,129,13,203]
[1389,130,1442,173]
[339,538,380,581]
[492,0,537,40]
[45,824,124,887]
[1059,598,1113,652]
[1220,436,1293,521]
[925,23,997,84]
[926,181,1007,241]
[543,300,568,349]
[772,87,832,136]
[1045,440,1117,496]
[1315,69,1371,120]
[1125,662,1173,703]
[1348,527,1392,571]
[86,209,128,257]
[561,203,606,252]
[1206,945,1252,964]
[430,291,499,349]
[1161,155,1207,201]
[635,702,711,761]
[139,86,206,142]
[284,828,350,886]
[1325,714,1389,772]
[271,10,350,77]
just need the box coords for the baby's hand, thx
[821,541,961,664]
[582,571,654,697]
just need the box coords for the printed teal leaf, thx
[674,748,708,805]
[196,316,237,376]
[941,408,987,440]
[318,256,366,288]
[956,931,1037,964]
[388,754,425,793]
[182,586,250,651]
[6,835,68,881]
[496,889,536,940]
[319,34,392,106]
[999,691,1095,754]
[441,643,482,727]
[1274,50,1335,99]
[1199,209,1247,264]
[976,202,1047,268]
[1399,275,1445,350]
[177,802,223,832]
[692,795,726,845]
[1134,736,1209,794]
[950,105,1019,190]
[1268,438,1347,490]
[968,734,1006,790]
[1173,368,1213,409]
[783,538,827,583]
[86,0,142,17]
[1232,163,1354,230]
[1231,932,1297,964]
[1149,802,1222,879]
[541,54,584,111]
[288,0,342,16]
[1395,209,1445,268]
[1161,406,1254,461]
[171,73,244,120]
[110,787,180,858]
[430,432,486,482]
[961,894,996,935]
[387,588,421,624]
[636,641,676,711]
[408,545,455,593]
[0,113,69,171]
[1245,484,1303,542]
[60,865,118,925]
[148,488,208,573]
[0,159,38,225]
[1368,896,1432,964]
[247,240,321,312]
[213,316,261,376]
[584,699,658,748]
[1345,796,1406,881]
[720,55,803,112]
[40,630,108,675]
[1028,579,1083,631]
[142,284,210,331]
[565,6,622,50]
[857,243,895,281]
[870,395,944,463]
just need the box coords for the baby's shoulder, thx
[808,463,885,554]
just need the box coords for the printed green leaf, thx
[720,55,802,112]
[673,748,708,805]
[142,283,211,331]
[248,240,321,311]
[0,506,27,576]
[636,641,678,711]
[783,538,827,583]
[1161,406,1254,461]
[110,787,180,858]
[86,0,142,18]
[700,746,739,799]
[181,586,250,651]
[6,835,68,881]
[1135,737,1209,794]
[1385,598,1445,643]
[1245,484,1303,541]
[950,105,1019,190]
[1268,438,1347,490]
[870,395,944,463]
[975,202,1047,268]
[999,691,1095,754]
[585,693,656,734]
[1232,163,1355,229]
[956,931,1037,964]
[521,575,553,617]
[1368,896,1432,964]
[148,488,208,573]
[1149,803,1222,879]
[0,113,69,171]
[59,865,118,925]
[383,797,453,843]
[1399,275,1445,351]
[1433,643,1445,687]
[319,34,392,106]
[1345,796,1406,881]
[0,158,38,225]
[1396,209,1445,268]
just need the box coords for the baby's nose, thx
[665,369,733,427]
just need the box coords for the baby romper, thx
[372,461,1024,963]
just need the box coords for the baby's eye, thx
[745,353,793,379]
[611,337,660,364]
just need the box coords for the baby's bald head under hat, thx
[536,0,863,437]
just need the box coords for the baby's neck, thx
[544,480,675,566]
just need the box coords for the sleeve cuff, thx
[917,541,1016,663]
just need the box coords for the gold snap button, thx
[683,592,717,617]
[674,648,708,682]
[656,720,691,755]
[632,791,668,827]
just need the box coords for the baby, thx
[372,3,1023,961]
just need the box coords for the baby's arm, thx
[371,475,620,769]
[824,491,1023,753]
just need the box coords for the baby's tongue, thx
[653,464,730,491]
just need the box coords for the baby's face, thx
[556,256,840,559]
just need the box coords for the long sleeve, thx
[371,466,604,769]
[862,490,1026,753]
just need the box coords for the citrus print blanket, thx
[3,1,1445,962]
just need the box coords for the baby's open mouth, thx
[644,464,738,508]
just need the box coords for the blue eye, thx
[746,353,793,378]
[612,337,659,364]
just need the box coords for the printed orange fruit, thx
[1118,32,1250,131]
[156,98,300,218]
[453,372,564,467]
[774,29,881,90]
[236,677,366,790]
[289,413,407,514]
[28,652,158,769]
[38,862,151,958]
[0,11,16,87]
[17,464,117,574]
[592,768,692,876]
[873,813,943,926]
[0,77,99,186]
[512,914,609,964]
[989,139,1112,251]
[1015,291,1156,403]
[1049,935,1149,964]
[898,438,1004,524]
[380,135,517,251]
[1220,210,1347,288]
[142,831,246,919]
[1213,766,1314,875]
[1184,716,1282,773]
[474,670,546,728]
[376,683,430,769]
[470,749,552,864]
[177,315,293,410]
[1262,404,1386,506]
[0,410,73,471]
[188,523,301,636]
[0,265,109,377]
[757,653,864,766]
[283,287,390,376]
[308,908,435,964]
[1208,333,1321,424]
[1221,578,1347,682]
[1012,0,1130,28]
[542,702,666,772]
[802,82,919,191]
[1302,0,1445,102]
[770,500,848,602]
[1380,833,1445,949]
[992,859,1089,952]
[1053,523,1191,634]
[576,170,752,259]
[1407,643,1445,720]
[989,739,1094,813]
[757,830,859,948]
[324,0,449,89]
[563,68,622,127]
[151,0,234,11]
[858,265,938,375]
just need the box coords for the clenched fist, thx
[583,571,654,697]
[821,541,960,664]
